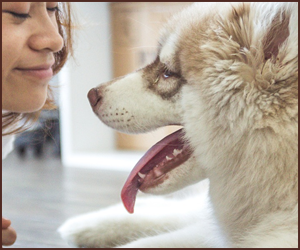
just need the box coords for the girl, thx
[2,2,73,246]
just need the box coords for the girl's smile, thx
[15,63,54,81]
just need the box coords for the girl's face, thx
[2,2,63,112]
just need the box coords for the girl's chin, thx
[3,99,47,113]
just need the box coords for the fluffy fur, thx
[59,2,298,248]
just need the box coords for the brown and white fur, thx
[59,2,298,248]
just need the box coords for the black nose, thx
[87,88,101,107]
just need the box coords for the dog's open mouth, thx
[121,128,193,213]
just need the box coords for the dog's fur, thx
[59,2,298,248]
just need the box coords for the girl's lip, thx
[15,66,53,80]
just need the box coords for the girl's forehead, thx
[2,2,58,10]
[2,2,30,10]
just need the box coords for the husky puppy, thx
[59,2,298,248]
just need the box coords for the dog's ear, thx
[262,8,290,62]
[253,3,298,66]
[226,3,297,64]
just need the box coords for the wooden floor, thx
[2,148,129,248]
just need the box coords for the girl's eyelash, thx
[5,11,31,19]
[47,6,60,12]
[2,6,59,19]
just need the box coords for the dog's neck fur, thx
[179,2,298,242]
[207,126,297,239]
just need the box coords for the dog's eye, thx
[162,69,176,79]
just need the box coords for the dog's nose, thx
[87,88,101,107]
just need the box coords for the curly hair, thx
[2,2,74,136]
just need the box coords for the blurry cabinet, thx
[110,2,192,150]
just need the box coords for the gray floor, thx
[2,147,130,248]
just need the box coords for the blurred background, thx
[2,2,192,248]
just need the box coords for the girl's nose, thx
[28,15,64,53]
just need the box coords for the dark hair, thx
[2,2,74,136]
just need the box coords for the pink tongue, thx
[121,128,186,213]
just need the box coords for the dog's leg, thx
[58,198,196,248]
[118,220,227,248]
[58,185,210,248]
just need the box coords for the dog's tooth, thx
[154,167,165,178]
[166,156,172,161]
[173,149,182,156]
[138,172,146,179]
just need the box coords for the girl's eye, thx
[47,6,59,13]
[4,11,30,19]
[2,6,59,20]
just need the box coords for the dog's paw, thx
[57,201,164,248]
[58,209,131,248]
[58,213,104,248]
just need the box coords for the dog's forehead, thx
[159,33,179,66]
[157,3,220,66]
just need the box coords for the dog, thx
[58,2,298,247]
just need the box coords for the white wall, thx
[59,2,143,171]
